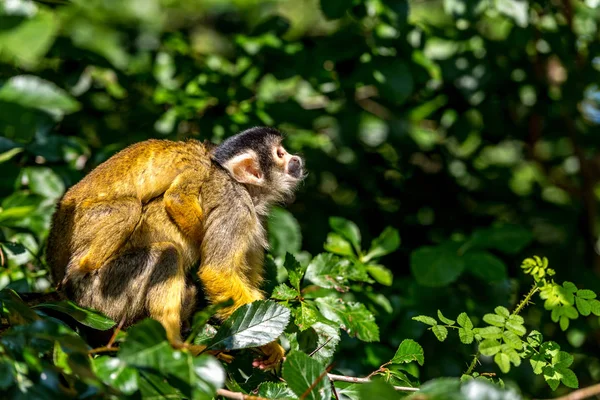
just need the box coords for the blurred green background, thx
[1,0,600,398]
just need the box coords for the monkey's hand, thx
[252,341,285,370]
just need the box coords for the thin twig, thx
[107,315,126,348]
[543,382,600,400]
[464,351,481,375]
[327,373,419,392]
[88,346,119,354]
[309,337,333,357]
[330,378,340,400]
[0,245,5,267]
[216,388,268,400]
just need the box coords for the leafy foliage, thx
[2,0,600,398]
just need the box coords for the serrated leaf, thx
[293,302,319,332]
[507,314,524,325]
[494,352,511,373]
[329,217,361,251]
[34,301,116,330]
[527,330,543,347]
[432,325,448,341]
[315,298,379,342]
[478,326,503,340]
[257,382,297,399]
[391,339,424,366]
[363,226,400,262]
[272,284,299,301]
[479,339,502,356]
[543,366,560,391]
[494,306,510,318]
[208,301,290,350]
[413,315,437,326]
[505,320,527,336]
[575,297,591,316]
[457,313,473,329]
[502,331,522,349]
[437,310,455,325]
[283,352,330,400]
[458,327,474,344]
[285,253,304,290]
[483,313,506,327]
[553,351,573,368]
[305,253,350,290]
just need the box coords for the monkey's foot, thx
[252,342,285,371]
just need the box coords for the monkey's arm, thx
[164,169,208,242]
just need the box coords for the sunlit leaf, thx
[391,339,424,366]
[283,352,330,400]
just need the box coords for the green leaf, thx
[410,242,465,287]
[93,356,139,395]
[468,225,533,254]
[505,319,527,336]
[324,233,355,257]
[208,300,290,351]
[495,306,510,318]
[0,147,23,164]
[22,167,65,200]
[558,367,579,389]
[34,301,116,330]
[575,297,591,316]
[285,253,304,291]
[319,0,354,20]
[283,352,330,400]
[494,352,511,373]
[365,264,393,286]
[437,310,455,325]
[527,330,543,347]
[315,297,379,342]
[559,316,569,331]
[329,217,361,251]
[363,227,400,262]
[0,75,80,118]
[577,289,596,299]
[257,382,297,399]
[268,207,302,258]
[478,326,503,339]
[464,251,508,282]
[457,313,473,329]
[358,381,401,400]
[502,331,522,350]
[293,302,320,332]
[458,327,474,344]
[272,284,299,301]
[391,339,425,366]
[374,58,414,105]
[554,351,574,368]
[412,315,437,326]
[0,5,59,67]
[483,313,506,327]
[479,339,502,356]
[543,366,561,391]
[305,253,351,290]
[432,325,448,341]
[590,299,600,316]
[530,353,547,374]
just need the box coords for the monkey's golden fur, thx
[47,133,295,367]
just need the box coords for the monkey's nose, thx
[288,156,303,178]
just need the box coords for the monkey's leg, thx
[199,264,284,370]
[77,197,141,272]
[164,169,208,242]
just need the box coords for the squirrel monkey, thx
[46,127,304,369]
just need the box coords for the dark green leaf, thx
[35,301,116,330]
[283,351,330,400]
[468,225,533,254]
[319,0,354,20]
[93,356,139,395]
[464,251,507,282]
[272,284,299,301]
[268,207,302,258]
[315,297,379,342]
[293,302,319,332]
[257,382,297,399]
[410,242,465,287]
[364,227,400,262]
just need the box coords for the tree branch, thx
[216,388,269,400]
[543,382,600,400]
[327,373,419,392]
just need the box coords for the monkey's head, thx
[212,127,305,213]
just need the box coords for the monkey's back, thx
[47,139,211,283]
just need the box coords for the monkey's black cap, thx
[212,126,283,173]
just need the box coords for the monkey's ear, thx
[224,152,264,185]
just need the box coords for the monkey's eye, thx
[276,147,285,159]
